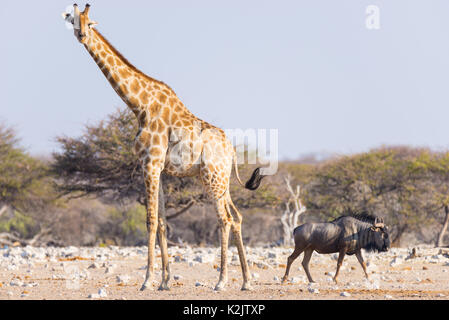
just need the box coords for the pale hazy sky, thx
[1,0,449,160]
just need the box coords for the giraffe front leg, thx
[215,198,232,291]
[140,162,163,292]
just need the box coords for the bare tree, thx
[280,175,306,246]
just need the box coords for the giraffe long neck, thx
[83,28,164,119]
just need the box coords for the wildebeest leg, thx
[333,250,345,283]
[281,246,303,283]
[302,248,314,283]
[355,250,369,279]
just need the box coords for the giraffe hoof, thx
[214,284,226,291]
[140,283,152,291]
[241,283,253,291]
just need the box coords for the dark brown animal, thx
[282,214,390,284]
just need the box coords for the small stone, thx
[384,295,393,299]
[290,277,301,284]
[173,275,182,281]
[308,287,319,294]
[340,291,351,297]
[105,266,115,274]
[267,251,277,259]
[195,281,203,287]
[10,279,23,287]
[251,272,260,280]
[389,257,403,267]
[98,288,107,298]
[88,262,99,269]
[116,275,130,285]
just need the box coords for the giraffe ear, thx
[88,21,98,29]
[62,12,74,24]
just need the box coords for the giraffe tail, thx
[233,153,266,191]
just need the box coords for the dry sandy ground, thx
[1,245,449,300]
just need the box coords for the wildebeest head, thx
[365,217,390,252]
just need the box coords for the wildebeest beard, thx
[363,241,383,253]
[358,227,388,253]
[362,233,389,252]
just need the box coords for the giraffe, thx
[63,4,266,291]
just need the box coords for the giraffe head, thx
[62,3,98,44]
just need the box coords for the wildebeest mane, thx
[330,210,379,225]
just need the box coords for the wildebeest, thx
[281,213,390,284]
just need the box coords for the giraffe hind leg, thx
[157,182,170,291]
[226,195,252,290]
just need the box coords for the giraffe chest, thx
[163,125,203,176]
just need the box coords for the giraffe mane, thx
[92,28,177,96]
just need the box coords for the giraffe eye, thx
[88,22,98,29]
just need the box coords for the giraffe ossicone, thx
[63,3,267,292]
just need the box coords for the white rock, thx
[389,257,403,267]
[98,288,107,298]
[105,266,115,274]
[88,293,100,299]
[291,276,305,284]
[7,264,18,271]
[173,275,182,281]
[308,287,319,294]
[384,295,393,299]
[273,276,280,282]
[195,281,203,287]
[340,292,351,297]
[437,293,445,297]
[251,272,260,280]
[10,279,23,286]
[25,282,39,287]
[116,274,130,284]
[194,255,215,264]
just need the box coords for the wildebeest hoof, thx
[158,283,170,291]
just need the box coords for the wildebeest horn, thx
[374,217,384,228]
